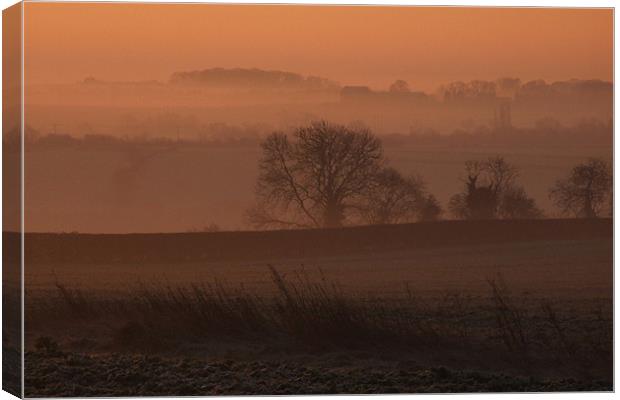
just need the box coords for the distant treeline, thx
[5,116,611,152]
[169,68,340,90]
[393,117,612,147]
[438,78,611,103]
[85,68,612,104]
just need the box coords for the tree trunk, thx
[323,201,344,228]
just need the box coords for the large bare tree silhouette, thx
[248,121,384,229]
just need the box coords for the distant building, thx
[340,86,373,101]
[494,98,512,133]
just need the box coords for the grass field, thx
[21,219,613,395]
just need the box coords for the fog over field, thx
[23,70,612,138]
[15,141,610,233]
[9,68,612,233]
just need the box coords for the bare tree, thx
[499,186,543,219]
[549,158,612,218]
[449,156,539,220]
[417,194,443,222]
[449,159,506,219]
[484,157,519,198]
[248,121,384,229]
[389,80,411,93]
[360,168,425,225]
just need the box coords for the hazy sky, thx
[24,4,612,91]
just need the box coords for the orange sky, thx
[24,3,613,91]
